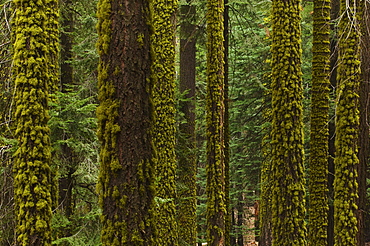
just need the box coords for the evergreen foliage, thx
[308,0,330,245]
[333,0,361,244]
[12,0,59,244]
[270,0,307,245]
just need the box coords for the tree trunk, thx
[270,0,307,245]
[308,0,330,244]
[357,1,370,245]
[206,0,226,243]
[333,0,361,244]
[328,0,340,244]
[224,0,231,245]
[151,0,178,243]
[96,0,157,244]
[178,4,197,246]
[12,0,59,244]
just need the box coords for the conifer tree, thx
[12,0,59,244]
[151,0,178,243]
[270,0,307,245]
[333,0,361,244]
[96,0,157,245]
[308,0,330,245]
[205,0,226,243]
[358,0,370,244]
[178,4,197,245]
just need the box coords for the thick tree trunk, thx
[96,0,156,244]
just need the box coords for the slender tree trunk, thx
[151,0,178,243]
[223,0,231,245]
[58,0,76,224]
[308,0,330,245]
[178,4,197,246]
[96,0,157,244]
[270,0,307,245]
[328,0,340,244]
[333,0,361,244]
[205,0,226,243]
[12,0,59,244]
[358,1,370,245]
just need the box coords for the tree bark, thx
[96,0,157,244]
[178,4,197,246]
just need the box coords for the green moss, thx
[332,1,360,245]
[150,0,178,243]
[308,0,330,245]
[12,0,59,245]
[205,0,226,244]
[97,0,157,244]
[270,0,307,245]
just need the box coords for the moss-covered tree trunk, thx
[308,0,330,245]
[333,0,361,245]
[178,4,197,246]
[270,0,307,245]
[151,0,178,244]
[358,1,370,245]
[96,0,157,245]
[12,0,59,244]
[205,0,226,243]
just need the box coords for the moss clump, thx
[333,0,361,245]
[270,0,307,245]
[12,0,59,245]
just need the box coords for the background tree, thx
[0,1,15,245]
[151,0,178,243]
[96,0,156,244]
[178,3,198,245]
[49,0,101,244]
[205,0,226,243]
[270,0,307,245]
[12,0,59,244]
[333,0,361,244]
[308,0,330,244]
